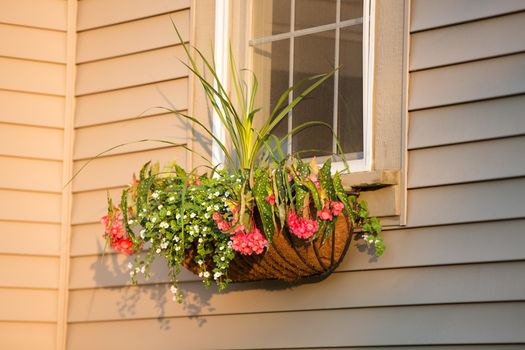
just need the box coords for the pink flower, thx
[287,211,319,239]
[308,173,320,188]
[101,210,137,255]
[330,201,345,216]
[230,227,268,255]
[265,194,276,206]
[317,207,333,221]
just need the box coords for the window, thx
[250,0,371,172]
[191,0,409,225]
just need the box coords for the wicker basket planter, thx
[182,214,352,283]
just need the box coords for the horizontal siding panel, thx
[0,288,57,322]
[0,23,66,63]
[0,221,60,256]
[408,95,525,149]
[0,190,61,223]
[0,57,65,96]
[68,253,197,290]
[408,136,525,188]
[67,302,525,349]
[0,0,66,31]
[72,146,187,192]
[68,261,525,322]
[0,90,64,128]
[77,11,190,63]
[70,219,525,288]
[72,187,124,225]
[0,123,63,160]
[0,156,62,192]
[299,347,525,350]
[75,78,188,127]
[409,53,525,110]
[77,0,190,31]
[410,0,525,32]
[411,12,525,70]
[0,322,56,350]
[0,255,59,288]
[70,223,105,257]
[407,178,525,227]
[73,114,187,160]
[76,46,188,95]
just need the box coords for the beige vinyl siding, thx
[0,4,66,349]
[67,3,191,348]
[65,1,525,349]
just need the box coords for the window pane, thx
[341,0,363,21]
[338,25,363,156]
[293,31,335,157]
[252,40,290,153]
[295,0,336,30]
[252,0,291,38]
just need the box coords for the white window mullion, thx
[332,0,341,156]
[287,0,296,155]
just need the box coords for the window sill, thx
[341,169,402,226]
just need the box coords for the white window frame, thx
[212,0,375,174]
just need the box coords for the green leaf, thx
[333,172,352,218]
[253,169,275,243]
[319,158,336,200]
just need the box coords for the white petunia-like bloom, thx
[151,217,157,223]
[151,192,159,199]
[160,241,168,249]
[206,206,212,211]
[213,205,219,211]
[158,205,163,210]
[219,246,224,251]
[220,257,225,261]
[169,196,175,202]
[140,266,146,274]
[213,272,222,279]
[190,212,196,218]
[175,213,181,220]
[175,246,180,251]
[204,213,210,219]
[207,194,212,200]
[203,271,210,278]
[139,229,146,239]
[214,191,220,197]
[128,219,134,225]
[166,211,171,216]
[202,227,208,232]
[224,191,230,197]
[127,262,133,269]
[156,248,161,254]
[197,260,203,266]
[198,238,203,243]
[170,285,178,294]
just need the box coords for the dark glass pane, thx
[338,25,363,156]
[252,40,290,154]
[293,31,335,157]
[252,0,291,38]
[295,0,336,30]
[340,0,363,20]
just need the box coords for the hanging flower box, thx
[99,29,384,302]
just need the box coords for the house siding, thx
[0,0,523,349]
[0,1,66,349]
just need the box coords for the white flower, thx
[157,205,163,210]
[236,178,241,183]
[227,241,233,247]
[225,191,230,197]
[127,262,133,269]
[160,241,168,249]
[135,267,140,273]
[213,205,219,211]
[193,225,199,231]
[156,248,161,254]
[151,192,159,199]
[169,196,175,202]
[176,213,181,220]
[140,229,146,239]
[219,246,224,251]
[214,272,222,279]
[166,211,171,216]
[203,271,210,278]
[214,191,220,197]
[206,206,212,211]
[202,227,208,232]
[220,257,225,261]
[170,285,178,294]
[151,217,157,223]
[204,213,210,219]
[140,266,146,274]
[190,212,196,218]
[198,272,203,277]
[184,215,187,219]
[128,219,134,225]
[130,270,135,276]
[159,221,169,229]
[175,246,180,251]
[174,237,179,242]
[198,238,203,243]
[208,194,213,200]
[197,260,203,266]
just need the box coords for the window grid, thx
[249,0,366,161]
